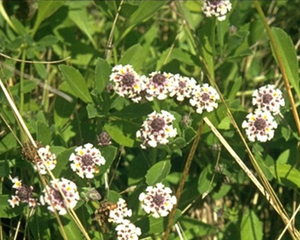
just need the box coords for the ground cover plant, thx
[0,0,300,239]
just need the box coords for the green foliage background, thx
[0,1,300,240]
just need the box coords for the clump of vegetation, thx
[1,1,300,240]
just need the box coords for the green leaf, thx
[241,209,263,240]
[54,91,76,127]
[271,27,300,100]
[104,122,135,147]
[156,48,196,70]
[59,65,93,103]
[198,18,214,79]
[32,1,65,36]
[174,216,216,239]
[60,214,83,240]
[38,35,59,47]
[145,160,171,186]
[36,121,51,145]
[99,146,118,174]
[0,133,17,153]
[218,116,231,130]
[33,63,47,79]
[228,77,242,100]
[69,7,97,49]
[269,163,300,188]
[95,58,111,94]
[119,44,144,72]
[128,1,166,28]
[112,103,152,119]
[0,160,9,177]
[0,195,23,218]
[52,147,75,177]
[197,164,215,195]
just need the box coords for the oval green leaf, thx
[271,27,300,100]
[145,160,171,186]
[269,163,300,188]
[241,209,263,240]
[59,65,93,103]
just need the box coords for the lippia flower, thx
[252,84,285,115]
[98,131,112,146]
[34,145,57,175]
[189,83,220,114]
[145,71,174,101]
[115,219,141,240]
[69,143,106,179]
[109,64,146,103]
[8,177,37,208]
[242,110,278,142]
[136,110,178,149]
[169,74,197,102]
[40,178,79,215]
[109,198,132,224]
[202,0,232,21]
[139,183,177,218]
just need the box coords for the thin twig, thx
[0,52,70,64]
[105,0,124,60]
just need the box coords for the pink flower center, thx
[122,73,135,86]
[262,93,273,104]
[17,186,33,201]
[201,92,210,101]
[151,118,165,131]
[152,193,165,206]
[152,73,166,86]
[254,118,267,130]
[81,154,94,166]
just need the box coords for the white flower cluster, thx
[242,85,285,142]
[139,182,177,218]
[202,0,232,21]
[69,143,106,179]
[8,177,37,208]
[136,110,178,149]
[35,145,57,175]
[115,219,141,240]
[40,178,79,215]
[109,65,220,114]
[109,198,142,240]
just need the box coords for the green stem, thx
[19,50,26,117]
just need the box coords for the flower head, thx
[8,177,37,208]
[169,75,197,102]
[136,110,178,149]
[202,0,232,21]
[145,71,174,101]
[97,131,112,146]
[189,83,220,114]
[40,178,79,215]
[69,143,106,179]
[242,110,278,142]
[139,183,177,218]
[252,85,285,115]
[109,198,132,224]
[115,219,141,240]
[34,145,57,175]
[109,64,146,103]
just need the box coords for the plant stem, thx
[19,50,26,118]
